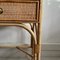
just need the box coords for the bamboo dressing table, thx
[0,0,41,60]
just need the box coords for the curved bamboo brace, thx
[0,23,36,46]
[0,23,36,59]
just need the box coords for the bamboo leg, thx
[30,23,36,60]
[32,41,35,60]
[30,23,34,48]
[34,23,40,60]
[37,23,40,60]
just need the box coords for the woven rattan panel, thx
[0,3,36,21]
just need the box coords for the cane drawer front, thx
[0,2,37,21]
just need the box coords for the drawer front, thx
[0,2,37,21]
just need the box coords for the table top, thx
[0,0,39,2]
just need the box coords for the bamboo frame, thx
[0,23,36,60]
[0,0,41,60]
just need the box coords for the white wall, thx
[42,0,60,44]
[0,24,31,46]
[41,1,60,60]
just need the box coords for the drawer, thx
[0,2,37,22]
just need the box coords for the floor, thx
[0,48,30,60]
[1,44,60,60]
[41,44,60,60]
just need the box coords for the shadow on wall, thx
[42,0,60,43]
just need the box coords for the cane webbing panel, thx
[0,3,36,21]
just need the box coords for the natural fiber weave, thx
[0,3,36,20]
